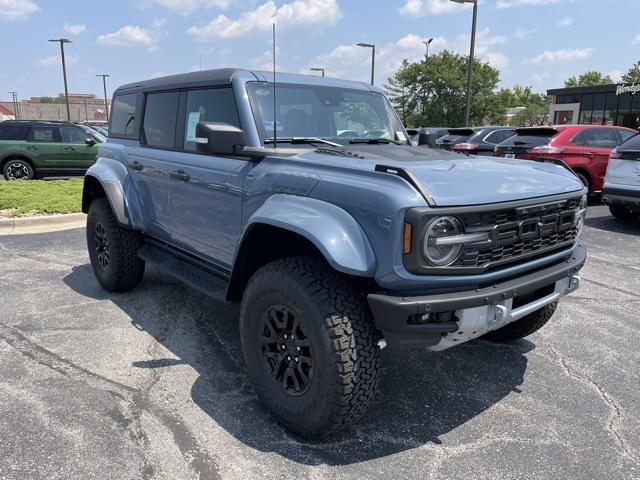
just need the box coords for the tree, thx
[564,71,613,87]
[496,85,550,126]
[385,50,503,127]
[621,61,640,84]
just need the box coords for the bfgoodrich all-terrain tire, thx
[482,301,558,343]
[86,198,145,292]
[239,257,380,438]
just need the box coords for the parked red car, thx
[493,125,637,193]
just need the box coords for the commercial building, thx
[547,83,640,130]
[0,93,110,122]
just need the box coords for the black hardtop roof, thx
[0,119,76,126]
[115,68,251,93]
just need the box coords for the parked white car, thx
[603,133,640,221]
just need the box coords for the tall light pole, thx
[451,0,478,127]
[96,74,110,120]
[355,43,375,85]
[310,67,325,77]
[423,38,434,59]
[48,38,72,121]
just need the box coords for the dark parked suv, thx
[0,120,105,179]
[450,126,515,156]
[82,68,586,438]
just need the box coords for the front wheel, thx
[86,198,145,292]
[239,257,380,438]
[482,301,558,343]
[3,159,34,180]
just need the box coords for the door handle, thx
[127,161,144,171]
[26,146,38,150]
[64,146,75,151]
[169,170,190,182]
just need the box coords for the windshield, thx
[246,82,408,146]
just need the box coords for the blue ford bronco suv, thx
[82,68,587,438]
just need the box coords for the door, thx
[583,129,620,190]
[24,125,62,169]
[128,91,180,241]
[168,87,249,268]
[59,125,98,169]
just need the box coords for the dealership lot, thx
[0,205,638,480]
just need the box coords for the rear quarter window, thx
[0,125,29,140]
[110,94,138,136]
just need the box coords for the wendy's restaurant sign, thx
[616,84,640,95]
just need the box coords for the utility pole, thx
[48,38,73,121]
[96,74,110,120]
[450,0,478,127]
[9,91,18,120]
[83,96,88,121]
[355,43,375,85]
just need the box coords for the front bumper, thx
[368,246,586,350]
[602,187,640,211]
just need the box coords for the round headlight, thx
[423,216,463,266]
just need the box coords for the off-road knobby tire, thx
[609,205,636,222]
[239,257,380,439]
[482,301,558,343]
[86,197,145,292]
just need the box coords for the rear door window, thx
[484,129,514,144]
[142,91,180,148]
[110,94,137,136]
[585,129,618,149]
[570,130,588,146]
[183,88,240,151]
[0,124,29,140]
[28,126,60,142]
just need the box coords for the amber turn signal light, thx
[403,223,412,254]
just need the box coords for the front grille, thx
[455,196,581,269]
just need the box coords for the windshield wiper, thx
[265,137,342,147]
[349,138,403,145]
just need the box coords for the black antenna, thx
[272,22,277,149]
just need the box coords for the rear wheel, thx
[86,198,145,292]
[239,257,380,438]
[3,158,34,180]
[575,171,590,192]
[609,205,637,222]
[483,301,558,343]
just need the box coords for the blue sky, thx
[1,0,639,101]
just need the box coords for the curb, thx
[0,213,86,236]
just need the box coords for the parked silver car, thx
[603,132,640,221]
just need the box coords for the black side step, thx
[137,245,228,301]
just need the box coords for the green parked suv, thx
[0,120,105,180]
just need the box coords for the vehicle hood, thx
[303,144,584,206]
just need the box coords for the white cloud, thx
[524,47,594,64]
[0,0,39,20]
[186,0,341,40]
[557,16,573,27]
[37,53,79,67]
[631,34,640,46]
[497,0,566,7]
[608,70,622,82]
[399,0,471,16]
[63,22,86,35]
[137,0,231,15]
[514,27,537,40]
[483,52,510,70]
[97,25,164,51]
[531,72,551,83]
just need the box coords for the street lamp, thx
[96,74,110,120]
[450,0,478,127]
[355,42,375,85]
[423,38,434,59]
[48,38,73,121]
[310,67,325,77]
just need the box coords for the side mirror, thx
[85,138,97,146]
[195,122,246,155]
[417,129,436,147]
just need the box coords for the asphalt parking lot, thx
[0,204,639,480]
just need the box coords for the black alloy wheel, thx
[94,221,110,270]
[261,305,313,396]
